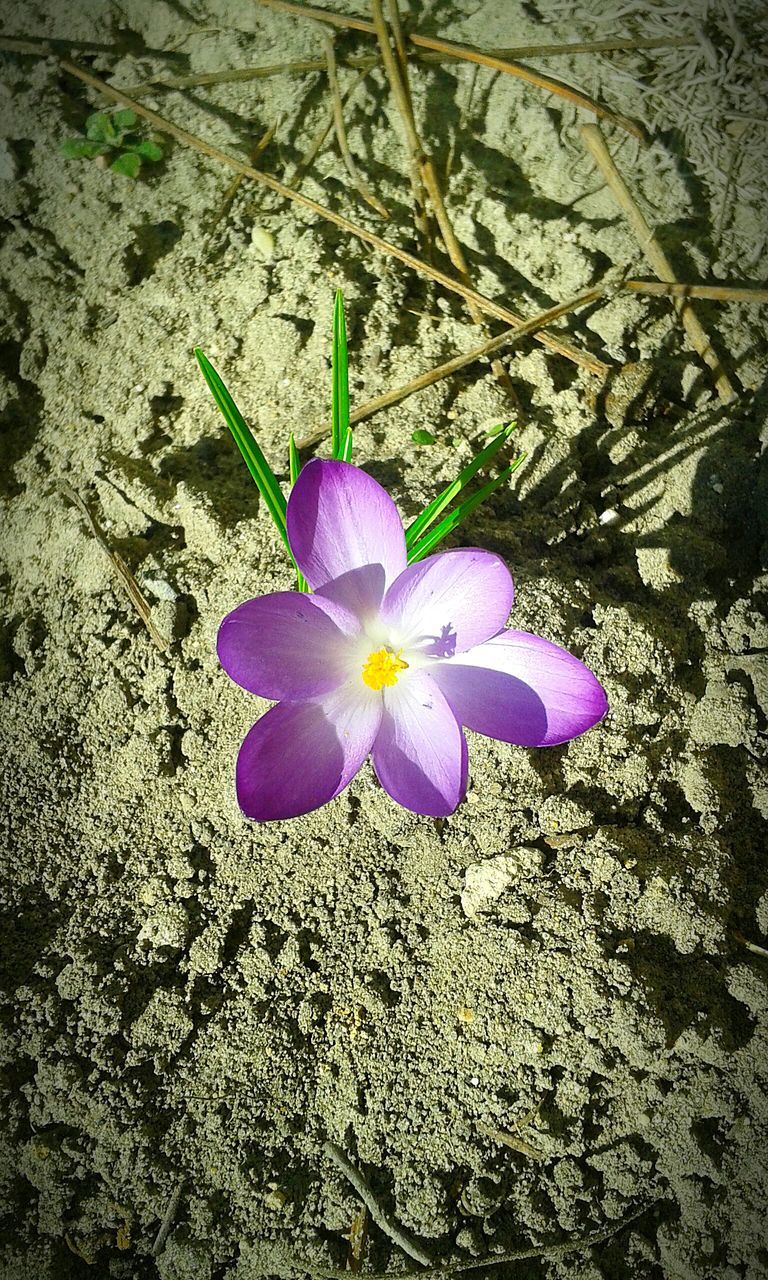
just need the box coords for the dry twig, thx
[122,36,692,98]
[372,0,519,407]
[623,280,768,304]
[288,66,370,188]
[54,55,609,375]
[296,286,604,447]
[323,1142,432,1267]
[370,0,431,248]
[207,119,279,237]
[251,0,647,140]
[321,28,388,217]
[581,123,736,403]
[475,1119,547,1161]
[59,481,170,653]
[152,1181,186,1256]
[298,1192,659,1277]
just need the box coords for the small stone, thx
[251,226,275,260]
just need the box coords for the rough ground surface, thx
[1,1,767,1278]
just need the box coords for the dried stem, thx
[126,57,338,96]
[296,1196,658,1278]
[152,1181,186,1256]
[207,119,278,236]
[60,482,170,653]
[296,286,604,448]
[56,55,608,375]
[581,123,736,402]
[0,33,185,60]
[288,67,370,188]
[385,0,413,106]
[373,0,519,407]
[323,1142,432,1267]
[623,280,768,304]
[370,0,432,249]
[419,156,520,407]
[251,0,647,140]
[122,36,692,97]
[321,29,388,217]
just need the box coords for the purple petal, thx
[218,592,355,700]
[429,629,608,747]
[381,547,514,657]
[314,564,386,630]
[286,460,407,596]
[236,682,382,821]
[371,670,467,816]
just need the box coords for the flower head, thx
[218,460,607,821]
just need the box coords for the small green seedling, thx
[61,109,165,179]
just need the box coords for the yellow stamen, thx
[361,647,409,691]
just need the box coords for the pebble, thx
[251,226,275,261]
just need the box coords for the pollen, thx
[361,647,409,691]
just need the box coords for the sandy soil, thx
[1,1,767,1277]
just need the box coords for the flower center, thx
[361,647,409,691]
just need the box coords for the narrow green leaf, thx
[404,422,516,550]
[61,137,109,159]
[340,424,353,464]
[411,429,436,445]
[331,289,350,462]
[288,432,301,487]
[407,454,526,563]
[195,348,290,555]
[110,151,141,178]
[288,433,310,592]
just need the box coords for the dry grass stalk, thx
[57,55,609,375]
[152,1181,186,1256]
[296,286,605,448]
[123,36,692,97]
[288,66,370,188]
[207,119,278,237]
[418,156,520,407]
[126,58,333,96]
[0,33,184,60]
[296,1199,658,1277]
[581,123,736,403]
[624,280,768,304]
[323,1142,432,1267]
[320,29,388,217]
[60,481,170,653]
[475,1119,546,1161]
[373,0,519,407]
[251,0,647,140]
[370,0,432,249]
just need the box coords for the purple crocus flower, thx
[218,460,607,820]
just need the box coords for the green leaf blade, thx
[195,348,290,554]
[288,432,310,592]
[404,422,516,550]
[407,453,526,563]
[331,289,351,462]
